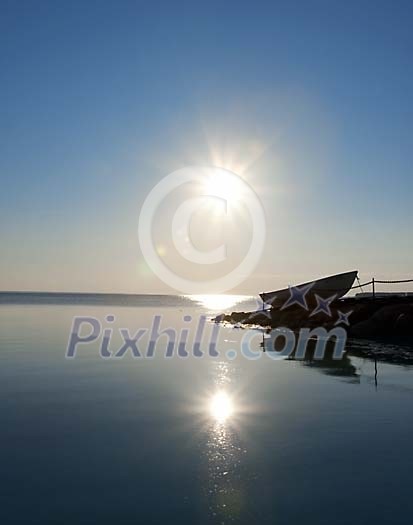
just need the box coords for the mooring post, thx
[372,278,376,301]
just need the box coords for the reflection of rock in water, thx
[264,334,360,382]
[298,344,359,382]
[347,338,413,365]
[260,328,413,369]
[203,422,246,524]
[263,327,413,374]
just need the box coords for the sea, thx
[0,293,412,524]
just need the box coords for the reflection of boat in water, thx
[260,270,358,307]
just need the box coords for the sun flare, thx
[202,170,245,203]
[209,391,234,422]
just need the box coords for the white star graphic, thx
[281,282,315,311]
[310,294,337,317]
[335,310,353,326]
[247,297,273,323]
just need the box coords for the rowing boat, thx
[260,270,358,307]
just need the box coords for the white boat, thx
[260,270,358,307]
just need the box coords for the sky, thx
[1,0,412,294]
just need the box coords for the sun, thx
[209,391,234,422]
[202,168,245,203]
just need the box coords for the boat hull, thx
[260,271,358,307]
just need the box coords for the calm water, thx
[0,295,412,524]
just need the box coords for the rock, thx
[215,298,413,340]
[394,312,413,335]
[350,303,413,338]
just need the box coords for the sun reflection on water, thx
[190,294,249,312]
[201,361,248,522]
[209,391,234,423]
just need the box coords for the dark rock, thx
[215,297,413,341]
[349,303,413,338]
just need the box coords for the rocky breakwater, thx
[214,296,413,339]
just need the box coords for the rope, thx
[350,280,373,289]
[356,275,365,293]
[306,279,413,292]
[261,278,413,299]
[325,279,413,293]
[374,279,413,284]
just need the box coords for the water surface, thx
[0,295,412,524]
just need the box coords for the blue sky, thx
[1,0,412,293]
